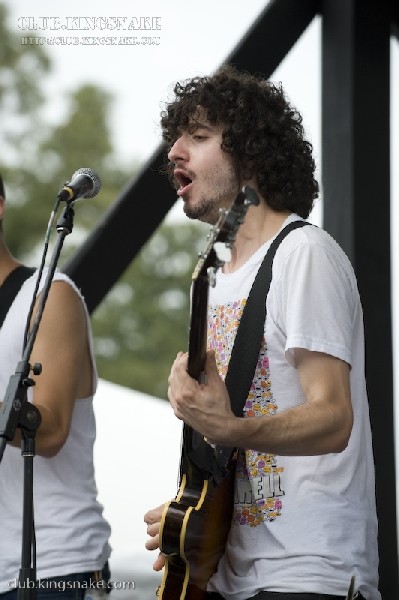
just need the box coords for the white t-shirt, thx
[0,270,111,592]
[207,215,380,600]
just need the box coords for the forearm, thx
[219,398,352,456]
[169,350,353,457]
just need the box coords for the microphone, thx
[58,167,101,202]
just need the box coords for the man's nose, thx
[168,135,188,163]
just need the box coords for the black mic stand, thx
[0,201,76,599]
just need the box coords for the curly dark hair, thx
[161,65,319,218]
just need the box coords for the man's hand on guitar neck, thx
[144,504,166,571]
[168,350,235,446]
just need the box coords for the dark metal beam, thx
[223,0,321,76]
[321,0,398,595]
[392,0,399,39]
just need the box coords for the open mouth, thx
[173,169,193,196]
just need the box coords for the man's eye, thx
[193,135,207,141]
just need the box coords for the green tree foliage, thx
[0,5,131,258]
[0,2,51,249]
[92,220,208,399]
[0,4,50,127]
[0,2,209,399]
[3,83,133,260]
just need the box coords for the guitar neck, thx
[187,276,209,381]
[186,187,259,382]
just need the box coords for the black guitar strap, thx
[0,266,36,329]
[189,220,311,479]
[226,220,311,416]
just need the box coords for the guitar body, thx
[158,455,236,599]
[157,186,259,599]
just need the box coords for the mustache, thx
[162,162,195,191]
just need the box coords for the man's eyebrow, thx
[187,121,215,133]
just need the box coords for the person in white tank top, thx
[0,174,111,599]
[144,67,380,600]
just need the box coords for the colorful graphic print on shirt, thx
[208,299,284,527]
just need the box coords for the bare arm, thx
[168,348,353,456]
[1,280,93,458]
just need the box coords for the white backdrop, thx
[93,379,182,577]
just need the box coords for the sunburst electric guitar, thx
[157,186,259,600]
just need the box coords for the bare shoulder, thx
[47,278,82,302]
[35,278,88,333]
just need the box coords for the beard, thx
[182,163,241,225]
